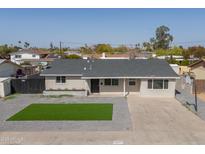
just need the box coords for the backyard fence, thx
[11,77,45,94]
[193,80,205,94]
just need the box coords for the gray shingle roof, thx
[41,59,179,78]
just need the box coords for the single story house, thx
[40,59,179,97]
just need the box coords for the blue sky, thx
[1,8,205,48]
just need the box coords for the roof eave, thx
[81,76,180,79]
[40,74,83,77]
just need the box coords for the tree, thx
[65,54,82,59]
[143,42,153,51]
[154,25,173,49]
[94,44,113,53]
[156,47,183,56]
[0,44,19,58]
[143,25,173,51]
[50,42,54,50]
[186,46,205,58]
[80,44,93,54]
[24,42,30,48]
[135,43,141,50]
[113,45,128,53]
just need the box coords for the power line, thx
[59,40,205,48]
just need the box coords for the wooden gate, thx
[193,80,205,94]
[11,77,45,94]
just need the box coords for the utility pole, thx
[193,77,198,112]
[190,72,198,112]
[59,41,62,53]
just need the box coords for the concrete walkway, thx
[175,78,205,120]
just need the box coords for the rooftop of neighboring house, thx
[22,58,54,62]
[83,51,153,59]
[188,59,205,69]
[0,59,21,67]
[46,53,62,59]
[10,49,49,55]
[41,59,179,79]
[64,51,82,56]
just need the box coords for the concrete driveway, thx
[1,95,205,144]
[127,95,205,144]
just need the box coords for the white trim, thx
[41,74,179,79]
[82,76,180,79]
[41,74,82,77]
[147,79,169,90]
[123,78,126,96]
[103,79,119,86]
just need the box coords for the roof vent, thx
[84,67,87,70]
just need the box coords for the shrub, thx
[65,54,82,59]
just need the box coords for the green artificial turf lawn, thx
[7,103,113,121]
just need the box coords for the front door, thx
[91,79,99,93]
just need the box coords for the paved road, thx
[175,77,205,120]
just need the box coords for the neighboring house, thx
[189,59,205,80]
[100,53,130,59]
[179,66,190,75]
[188,59,205,93]
[41,59,179,97]
[0,59,21,77]
[64,51,82,57]
[46,53,62,60]
[99,51,152,60]
[10,49,49,65]
[0,59,22,97]
[156,55,184,61]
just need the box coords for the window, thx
[56,76,66,83]
[129,79,136,86]
[148,79,169,89]
[104,79,119,86]
[104,79,111,85]
[148,80,152,89]
[153,80,163,89]
[32,54,36,57]
[112,79,119,86]
[15,55,21,58]
[164,80,169,89]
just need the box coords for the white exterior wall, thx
[140,79,176,97]
[0,63,19,77]
[45,76,88,91]
[99,79,140,94]
[10,53,40,64]
[44,77,176,97]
